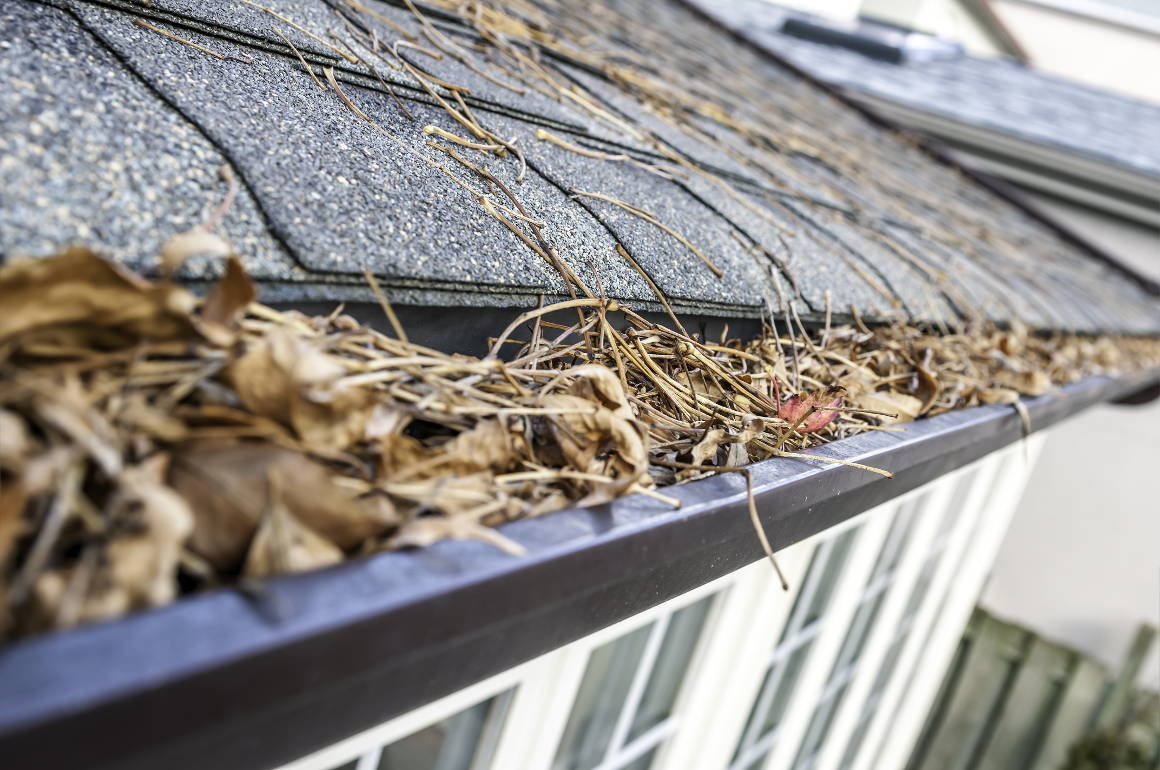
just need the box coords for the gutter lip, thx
[0,368,1155,770]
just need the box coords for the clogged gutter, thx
[1,239,1157,641]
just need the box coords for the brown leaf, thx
[200,256,256,328]
[388,515,526,556]
[978,387,1020,405]
[437,419,521,475]
[243,473,343,578]
[160,227,232,277]
[0,480,27,570]
[227,329,369,449]
[691,427,726,466]
[855,391,923,424]
[169,440,396,570]
[537,365,649,490]
[106,456,195,608]
[0,409,30,471]
[35,381,123,477]
[0,248,197,346]
[383,474,497,515]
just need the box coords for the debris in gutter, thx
[0,237,1157,642]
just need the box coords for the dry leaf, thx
[780,386,844,433]
[169,440,395,569]
[0,248,196,345]
[388,515,526,556]
[160,227,232,277]
[856,391,923,424]
[691,427,726,466]
[243,473,343,578]
[0,409,30,470]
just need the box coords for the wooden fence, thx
[905,609,1159,770]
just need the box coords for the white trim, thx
[862,439,1045,770]
[275,657,529,770]
[763,504,897,770]
[840,457,1001,770]
[603,614,672,765]
[845,92,1160,227]
[809,483,956,770]
[1000,0,1160,35]
[660,549,815,770]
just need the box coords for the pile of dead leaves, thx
[0,246,1157,641]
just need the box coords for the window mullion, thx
[861,440,1044,770]
[594,717,679,770]
[355,748,382,770]
[847,459,1001,770]
[660,550,813,770]
[762,502,896,770]
[735,537,836,760]
[603,613,672,763]
[809,486,952,770]
[496,648,592,770]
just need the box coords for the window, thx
[350,691,514,770]
[841,470,985,769]
[728,525,861,770]
[790,498,923,770]
[375,691,512,770]
[552,594,715,770]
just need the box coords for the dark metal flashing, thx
[0,367,1155,770]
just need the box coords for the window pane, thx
[832,590,887,675]
[552,623,653,770]
[934,470,978,540]
[761,644,812,736]
[792,681,849,768]
[799,527,860,629]
[378,691,511,770]
[627,595,714,741]
[838,715,872,770]
[732,527,862,769]
[868,502,919,583]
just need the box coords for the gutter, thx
[0,367,1155,770]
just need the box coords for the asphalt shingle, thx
[1,0,1156,333]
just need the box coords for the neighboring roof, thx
[697,0,1160,183]
[1,0,1157,334]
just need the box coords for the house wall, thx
[979,190,1160,690]
[988,0,1160,103]
[1020,192,1160,282]
[853,0,1160,104]
[980,401,1160,690]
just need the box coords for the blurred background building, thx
[699,0,1160,765]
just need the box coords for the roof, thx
[696,0,1160,184]
[2,0,1157,335]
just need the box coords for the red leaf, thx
[779,386,844,433]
